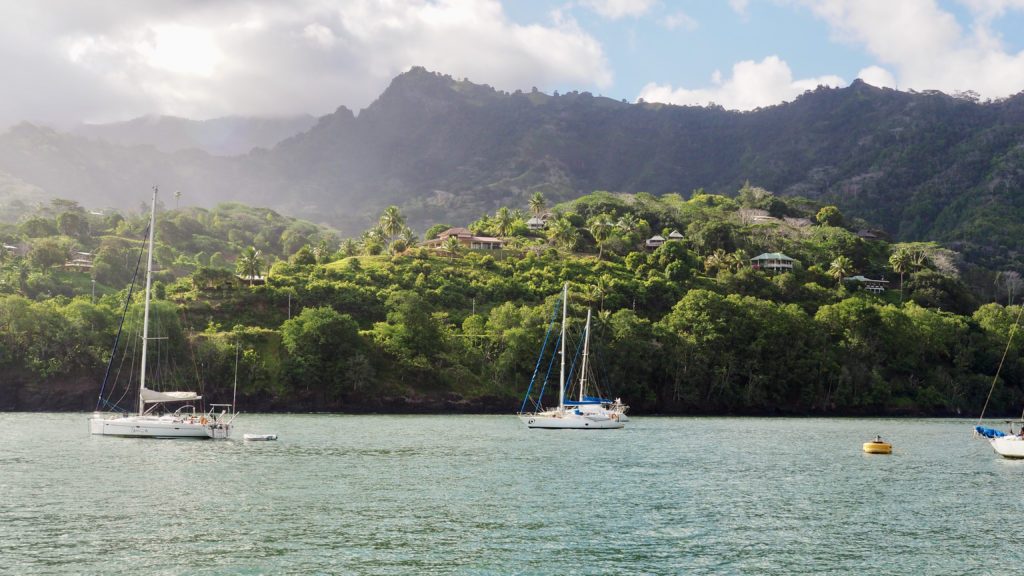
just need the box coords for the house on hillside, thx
[843,275,890,294]
[422,227,504,251]
[668,230,684,242]
[526,217,546,231]
[61,251,95,272]
[750,252,794,274]
[644,235,665,251]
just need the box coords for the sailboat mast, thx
[579,309,592,402]
[559,282,567,410]
[138,186,158,416]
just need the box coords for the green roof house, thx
[750,252,794,273]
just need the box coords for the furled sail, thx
[141,387,202,404]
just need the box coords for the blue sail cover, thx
[975,425,1007,438]
[563,396,611,406]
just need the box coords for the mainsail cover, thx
[141,386,202,404]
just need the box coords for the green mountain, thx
[2,67,1024,269]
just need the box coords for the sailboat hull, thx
[988,435,1024,458]
[518,413,623,429]
[89,413,229,439]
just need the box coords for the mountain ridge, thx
[2,67,1024,269]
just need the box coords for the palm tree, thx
[588,214,614,260]
[441,235,462,261]
[174,190,182,210]
[399,226,418,248]
[726,249,748,273]
[617,213,638,237]
[547,218,577,253]
[379,206,405,240]
[829,255,853,287]
[704,249,728,276]
[236,246,265,286]
[889,247,910,302]
[495,206,513,237]
[360,229,386,255]
[340,238,358,256]
[528,191,547,216]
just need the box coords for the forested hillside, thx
[1,67,1024,273]
[2,188,1022,417]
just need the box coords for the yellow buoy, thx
[863,434,892,454]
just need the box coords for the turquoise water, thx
[1,414,1021,574]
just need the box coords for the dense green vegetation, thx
[2,187,1024,416]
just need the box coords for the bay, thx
[1,414,1021,575]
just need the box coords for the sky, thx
[3,0,1024,131]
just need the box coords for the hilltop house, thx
[750,252,794,273]
[644,235,665,251]
[423,227,503,251]
[61,251,95,272]
[843,275,890,294]
[526,217,546,231]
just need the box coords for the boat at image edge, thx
[517,282,626,430]
[88,187,236,439]
[974,423,1024,458]
[972,305,1024,458]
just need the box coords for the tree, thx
[704,249,728,277]
[588,214,614,260]
[495,206,514,237]
[617,213,638,235]
[28,238,66,274]
[528,191,547,216]
[290,245,316,266]
[441,235,462,261]
[829,255,853,287]
[399,227,418,248]
[281,307,364,400]
[236,246,265,286]
[379,206,406,239]
[547,218,578,252]
[340,238,359,257]
[815,205,845,227]
[997,270,1024,305]
[56,211,88,239]
[889,248,911,302]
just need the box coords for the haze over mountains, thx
[1,66,1023,268]
[71,115,318,156]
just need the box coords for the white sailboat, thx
[973,305,1024,457]
[89,187,235,439]
[974,424,1024,458]
[518,283,624,430]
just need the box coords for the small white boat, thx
[244,433,278,441]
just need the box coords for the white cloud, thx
[302,23,337,49]
[0,0,612,129]
[579,0,658,19]
[729,0,751,15]
[637,55,844,110]
[857,65,897,89]
[798,0,1024,99]
[661,13,699,32]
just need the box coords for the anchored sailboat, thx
[88,187,235,439]
[518,282,625,430]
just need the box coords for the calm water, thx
[1,414,1021,575]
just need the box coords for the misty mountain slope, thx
[72,114,318,156]
[2,67,1024,269]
